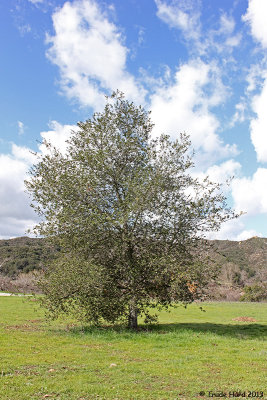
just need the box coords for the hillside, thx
[0,237,59,293]
[208,237,267,300]
[0,236,266,299]
[0,237,58,276]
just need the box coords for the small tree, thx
[26,91,237,329]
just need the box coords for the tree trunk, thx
[128,300,138,330]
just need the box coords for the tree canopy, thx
[26,91,238,329]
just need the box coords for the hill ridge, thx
[0,236,266,300]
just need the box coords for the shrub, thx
[240,284,267,302]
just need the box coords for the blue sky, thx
[0,0,267,240]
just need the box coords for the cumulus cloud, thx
[235,229,262,241]
[45,0,239,170]
[249,74,267,162]
[39,121,78,155]
[232,168,267,215]
[242,1,267,163]
[243,0,267,48]
[0,121,77,238]
[46,0,146,109]
[11,144,36,164]
[193,160,241,192]
[207,217,263,241]
[152,2,242,171]
[0,149,37,238]
[150,60,238,167]
[0,120,265,239]
[2,1,265,240]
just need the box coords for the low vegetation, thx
[240,284,267,302]
[1,236,266,301]
[0,297,266,399]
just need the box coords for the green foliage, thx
[240,284,267,302]
[26,91,238,328]
[0,237,57,277]
[213,237,267,272]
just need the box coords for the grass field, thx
[0,297,266,400]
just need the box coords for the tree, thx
[26,91,238,329]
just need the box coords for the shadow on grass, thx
[64,322,267,340]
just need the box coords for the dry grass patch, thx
[232,316,257,322]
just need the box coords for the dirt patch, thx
[232,317,257,322]
[27,319,43,323]
[5,319,44,331]
[15,365,40,376]
[5,324,38,331]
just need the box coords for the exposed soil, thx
[232,316,257,322]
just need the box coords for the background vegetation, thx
[1,236,266,301]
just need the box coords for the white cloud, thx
[208,217,263,241]
[206,13,242,54]
[150,60,238,167]
[219,13,235,36]
[17,121,25,135]
[11,144,36,164]
[242,1,267,162]
[250,74,267,162]
[246,64,264,93]
[17,24,31,36]
[46,0,146,109]
[193,160,241,192]
[39,121,78,155]
[218,14,241,49]
[28,0,44,3]
[155,2,241,56]
[235,229,262,241]
[243,0,267,48]
[0,150,37,238]
[0,120,266,240]
[231,168,267,215]
[225,34,241,48]
[0,218,37,240]
[230,101,246,127]
[0,121,78,238]
[152,4,242,170]
[155,0,201,40]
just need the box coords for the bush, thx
[245,267,256,278]
[240,284,267,302]
[232,271,242,286]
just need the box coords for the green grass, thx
[0,298,266,400]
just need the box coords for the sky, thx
[0,0,267,240]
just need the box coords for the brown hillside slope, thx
[208,237,267,300]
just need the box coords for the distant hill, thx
[0,237,58,276]
[208,237,267,300]
[0,236,266,299]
